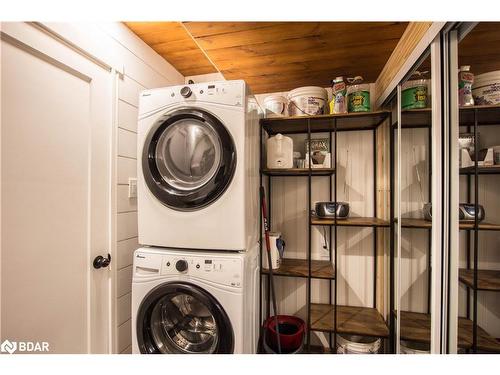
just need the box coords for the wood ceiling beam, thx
[373,22,434,105]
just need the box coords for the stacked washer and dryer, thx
[132,81,261,354]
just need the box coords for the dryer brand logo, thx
[1,339,49,354]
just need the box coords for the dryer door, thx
[142,108,236,211]
[136,282,234,354]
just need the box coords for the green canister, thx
[401,71,429,110]
[347,76,370,112]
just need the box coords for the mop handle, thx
[260,186,282,354]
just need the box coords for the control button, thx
[166,262,170,267]
[170,93,175,97]
[175,259,188,272]
[196,264,200,269]
[180,86,192,98]
[200,90,204,94]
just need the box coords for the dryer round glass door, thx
[143,108,236,211]
[136,282,234,354]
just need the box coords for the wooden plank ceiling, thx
[124,22,217,76]
[459,22,500,76]
[125,22,409,94]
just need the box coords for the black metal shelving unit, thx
[458,105,500,353]
[259,110,391,353]
[389,105,500,353]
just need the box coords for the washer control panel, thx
[161,254,243,288]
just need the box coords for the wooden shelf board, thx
[398,310,500,352]
[262,258,335,280]
[400,218,432,229]
[311,215,389,228]
[399,218,500,231]
[460,165,500,175]
[261,168,335,176]
[298,303,389,338]
[459,221,500,231]
[261,110,390,135]
[459,269,500,291]
[459,104,500,127]
[400,108,432,129]
[393,105,500,129]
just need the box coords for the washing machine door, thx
[142,108,236,211]
[136,282,234,354]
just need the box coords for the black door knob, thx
[176,259,188,272]
[180,86,192,98]
[93,254,111,269]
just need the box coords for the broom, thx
[260,186,282,354]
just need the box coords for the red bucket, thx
[264,315,305,353]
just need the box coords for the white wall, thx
[0,22,183,354]
[185,72,224,84]
[397,128,431,313]
[100,23,184,354]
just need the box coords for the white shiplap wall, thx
[18,22,184,354]
[108,28,184,353]
[0,22,183,354]
[396,127,431,314]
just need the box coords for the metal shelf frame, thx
[461,107,496,353]
[259,111,390,353]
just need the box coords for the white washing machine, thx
[137,80,260,251]
[131,246,259,354]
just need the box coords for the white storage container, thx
[472,70,500,105]
[266,133,293,169]
[263,95,288,117]
[287,86,328,116]
[336,334,382,354]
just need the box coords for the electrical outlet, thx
[128,178,137,198]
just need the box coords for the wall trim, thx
[0,30,92,83]
[30,22,113,73]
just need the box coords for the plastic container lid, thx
[336,334,381,353]
[472,70,500,89]
[402,79,430,90]
[264,95,287,103]
[287,86,328,100]
[346,83,370,94]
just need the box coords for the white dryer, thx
[131,246,259,354]
[137,80,260,251]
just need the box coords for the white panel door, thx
[1,23,112,353]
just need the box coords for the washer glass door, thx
[137,282,234,354]
[143,108,236,211]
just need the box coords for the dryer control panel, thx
[139,80,245,114]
